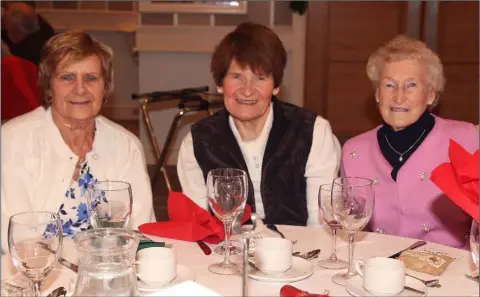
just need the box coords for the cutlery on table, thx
[196,240,212,255]
[293,249,321,260]
[388,240,426,259]
[47,287,67,297]
[37,242,79,273]
[465,274,479,282]
[403,285,426,295]
[406,273,440,287]
[266,224,286,239]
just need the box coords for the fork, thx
[465,274,479,282]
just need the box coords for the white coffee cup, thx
[254,237,292,275]
[136,247,177,285]
[355,257,405,296]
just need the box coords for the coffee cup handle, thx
[354,260,364,277]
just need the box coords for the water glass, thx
[207,168,248,275]
[317,184,348,269]
[88,181,132,229]
[331,177,374,286]
[8,211,63,297]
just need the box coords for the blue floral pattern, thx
[57,161,98,236]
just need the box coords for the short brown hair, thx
[38,30,114,107]
[367,35,445,106]
[210,22,287,88]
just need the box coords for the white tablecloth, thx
[2,225,479,296]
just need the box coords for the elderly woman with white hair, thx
[341,35,478,248]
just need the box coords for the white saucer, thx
[345,275,427,297]
[248,257,314,283]
[137,265,196,292]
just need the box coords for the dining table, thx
[1,225,478,296]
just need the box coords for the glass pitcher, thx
[73,228,139,296]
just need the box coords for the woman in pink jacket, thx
[341,35,478,248]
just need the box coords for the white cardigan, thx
[1,107,155,252]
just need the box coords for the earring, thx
[375,98,380,103]
[217,87,223,94]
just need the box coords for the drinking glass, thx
[470,220,479,269]
[331,177,374,285]
[8,211,63,297]
[207,168,248,275]
[317,184,349,269]
[214,210,243,256]
[87,181,132,229]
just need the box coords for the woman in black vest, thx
[177,22,341,226]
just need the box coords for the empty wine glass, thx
[207,168,248,275]
[470,220,479,269]
[214,210,243,256]
[317,184,349,269]
[331,177,374,286]
[8,211,63,297]
[87,181,132,229]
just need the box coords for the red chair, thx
[1,56,41,121]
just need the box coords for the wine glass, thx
[88,180,133,229]
[207,168,248,275]
[331,177,374,285]
[214,210,243,256]
[470,220,479,269]
[8,211,63,297]
[317,184,349,269]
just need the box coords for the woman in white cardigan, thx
[1,31,154,252]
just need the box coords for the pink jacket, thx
[341,116,479,248]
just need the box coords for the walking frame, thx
[131,86,224,191]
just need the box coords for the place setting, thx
[135,245,196,293]
[246,237,315,283]
[345,257,428,297]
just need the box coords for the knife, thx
[388,240,426,259]
[266,224,286,239]
[196,240,212,255]
[404,285,425,295]
[38,242,79,273]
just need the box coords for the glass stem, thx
[329,228,338,262]
[33,281,41,297]
[346,233,356,277]
[223,221,232,265]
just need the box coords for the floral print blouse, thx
[57,160,98,236]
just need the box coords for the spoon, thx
[406,273,441,287]
[47,287,67,297]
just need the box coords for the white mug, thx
[355,257,405,296]
[254,238,292,275]
[136,247,177,285]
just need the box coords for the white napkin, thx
[144,281,221,297]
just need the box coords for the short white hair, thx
[367,35,445,107]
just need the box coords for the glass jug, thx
[73,228,139,296]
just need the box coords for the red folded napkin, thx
[139,191,251,244]
[430,139,479,221]
[280,285,329,297]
